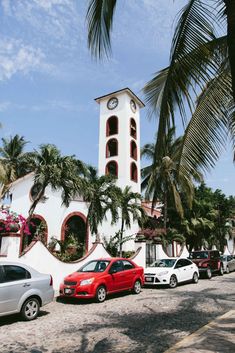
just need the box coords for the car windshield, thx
[220,255,227,261]
[78,260,110,273]
[150,259,176,268]
[189,251,209,259]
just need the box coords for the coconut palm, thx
[81,166,119,237]
[141,128,202,230]
[115,186,146,257]
[0,135,35,198]
[86,0,235,179]
[28,144,81,217]
[0,135,30,181]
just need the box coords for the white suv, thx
[0,261,54,320]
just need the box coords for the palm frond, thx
[86,0,117,59]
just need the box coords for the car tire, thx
[21,297,40,321]
[133,280,141,294]
[219,264,224,276]
[95,285,107,303]
[206,267,212,279]
[226,266,230,274]
[169,275,177,288]
[192,272,199,284]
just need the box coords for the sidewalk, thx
[164,310,235,353]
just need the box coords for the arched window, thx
[61,212,87,256]
[21,215,48,253]
[130,118,137,139]
[130,162,138,182]
[106,138,118,157]
[130,140,137,160]
[106,161,118,177]
[106,116,118,136]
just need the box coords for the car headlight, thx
[80,278,94,286]
[158,271,169,276]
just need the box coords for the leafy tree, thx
[115,186,146,257]
[81,166,119,237]
[141,128,202,230]
[28,144,81,217]
[0,135,35,197]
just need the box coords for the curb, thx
[163,309,235,353]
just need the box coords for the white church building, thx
[1,88,153,257]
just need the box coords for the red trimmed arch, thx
[106,116,118,136]
[61,212,88,252]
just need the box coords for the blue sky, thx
[0,0,234,196]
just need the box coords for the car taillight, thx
[50,275,53,286]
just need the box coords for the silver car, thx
[0,261,54,320]
[220,255,235,274]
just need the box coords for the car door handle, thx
[23,283,31,287]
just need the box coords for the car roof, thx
[0,261,38,273]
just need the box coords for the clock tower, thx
[95,88,144,194]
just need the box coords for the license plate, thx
[145,277,153,282]
[64,288,72,294]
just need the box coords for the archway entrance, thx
[21,215,48,252]
[61,212,87,258]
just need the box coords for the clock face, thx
[107,97,118,110]
[130,99,136,113]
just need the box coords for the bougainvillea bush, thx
[0,209,30,234]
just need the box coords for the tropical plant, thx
[141,128,202,230]
[114,186,146,256]
[86,0,235,183]
[0,135,35,198]
[81,166,119,237]
[28,144,82,217]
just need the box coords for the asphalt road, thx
[1,272,235,353]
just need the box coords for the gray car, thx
[0,261,54,320]
[220,255,235,274]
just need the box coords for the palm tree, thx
[28,144,81,217]
[115,186,146,257]
[81,166,119,238]
[141,128,202,230]
[0,135,35,198]
[86,0,235,179]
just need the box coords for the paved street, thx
[1,273,235,353]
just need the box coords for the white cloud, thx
[0,101,10,112]
[0,38,53,81]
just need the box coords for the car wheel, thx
[95,285,107,303]
[206,267,212,279]
[219,264,224,276]
[169,275,177,288]
[226,266,230,274]
[133,280,141,294]
[192,272,199,284]
[21,297,40,321]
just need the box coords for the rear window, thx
[2,265,31,283]
[189,251,209,259]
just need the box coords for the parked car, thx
[59,258,144,302]
[220,255,235,274]
[0,261,54,321]
[189,250,223,279]
[144,258,199,288]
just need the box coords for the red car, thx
[59,258,144,302]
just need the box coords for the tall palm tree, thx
[86,0,235,177]
[81,166,119,237]
[0,135,35,198]
[28,144,81,217]
[115,186,146,257]
[141,128,202,230]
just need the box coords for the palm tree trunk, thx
[119,221,124,257]
[164,192,168,233]
[28,187,46,218]
[224,0,235,101]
